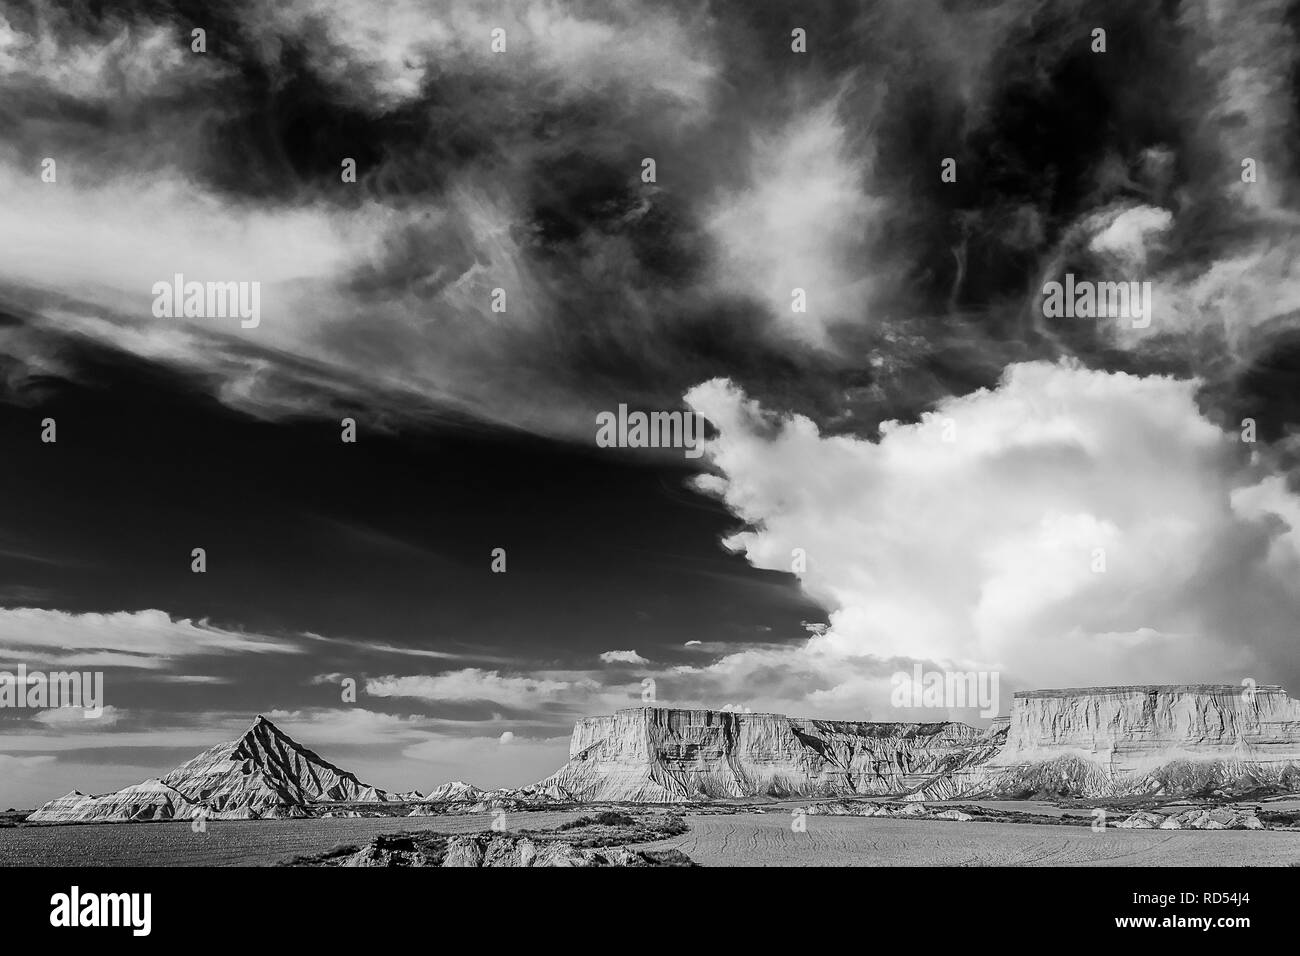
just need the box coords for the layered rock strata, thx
[28,716,389,822]
[534,707,1005,802]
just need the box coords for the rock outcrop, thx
[1115,807,1265,830]
[968,685,1300,798]
[28,716,389,822]
[804,801,973,821]
[438,835,692,867]
[282,813,693,866]
[423,781,486,803]
[302,832,692,867]
[534,707,1005,802]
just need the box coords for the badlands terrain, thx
[10,683,1300,866]
[539,684,1300,802]
[7,802,1300,867]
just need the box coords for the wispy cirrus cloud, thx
[364,669,600,707]
[0,607,302,669]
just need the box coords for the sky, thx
[2,0,1300,806]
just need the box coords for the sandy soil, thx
[639,813,1300,866]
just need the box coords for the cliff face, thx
[28,716,388,822]
[971,684,1300,797]
[537,687,1300,803]
[535,708,1005,802]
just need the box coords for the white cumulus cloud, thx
[598,649,648,665]
[680,361,1300,715]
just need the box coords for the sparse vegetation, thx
[556,811,637,830]
[277,841,361,866]
[1257,809,1300,829]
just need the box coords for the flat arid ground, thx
[5,808,1300,866]
[639,813,1300,867]
[0,812,589,867]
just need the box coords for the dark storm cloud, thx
[3,0,1300,444]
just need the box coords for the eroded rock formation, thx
[1116,807,1264,830]
[422,781,485,803]
[28,716,389,822]
[159,714,389,816]
[534,707,1006,802]
[28,780,203,823]
[532,687,1300,803]
[29,684,1300,823]
[969,685,1300,798]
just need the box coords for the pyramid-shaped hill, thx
[160,715,391,817]
[28,716,392,823]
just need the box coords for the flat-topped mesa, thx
[535,707,1006,803]
[972,684,1300,797]
[536,688,1300,804]
[1003,684,1300,751]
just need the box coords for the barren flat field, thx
[0,811,589,867]
[5,810,1300,866]
[638,813,1300,867]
